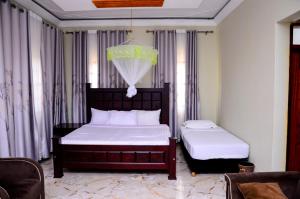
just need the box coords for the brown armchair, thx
[225,171,300,199]
[0,158,45,199]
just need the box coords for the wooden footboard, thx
[53,137,176,180]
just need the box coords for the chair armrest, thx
[0,185,10,199]
[0,158,44,199]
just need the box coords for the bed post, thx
[53,137,63,178]
[168,137,177,180]
[86,83,91,122]
[162,83,170,125]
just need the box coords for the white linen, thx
[183,120,218,129]
[90,108,110,125]
[107,110,137,126]
[136,109,161,125]
[61,124,171,145]
[181,126,249,160]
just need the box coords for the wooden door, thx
[287,23,300,171]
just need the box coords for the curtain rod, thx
[146,30,214,34]
[5,0,58,29]
[65,30,132,34]
[5,1,25,12]
[43,21,57,29]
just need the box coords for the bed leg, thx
[52,137,63,178]
[191,172,197,177]
[168,138,177,180]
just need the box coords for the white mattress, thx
[61,124,171,145]
[181,127,249,160]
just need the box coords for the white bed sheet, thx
[181,127,249,160]
[61,124,171,145]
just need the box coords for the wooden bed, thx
[180,126,249,175]
[52,83,176,180]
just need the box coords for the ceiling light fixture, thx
[92,0,164,8]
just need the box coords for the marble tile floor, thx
[42,146,226,199]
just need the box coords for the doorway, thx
[287,22,300,171]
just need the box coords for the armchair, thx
[225,172,300,199]
[0,158,45,199]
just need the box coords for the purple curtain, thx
[72,31,88,123]
[0,1,36,159]
[186,30,199,120]
[97,30,127,88]
[152,30,178,138]
[41,23,68,158]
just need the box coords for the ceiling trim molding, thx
[32,0,62,20]
[16,0,243,27]
[59,19,217,28]
[212,0,231,19]
[214,0,244,24]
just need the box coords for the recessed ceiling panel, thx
[164,0,203,9]
[32,0,230,20]
[51,0,204,11]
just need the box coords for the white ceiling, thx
[15,0,244,27]
[52,0,204,11]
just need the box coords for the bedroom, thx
[0,0,300,198]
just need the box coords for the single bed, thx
[53,83,176,180]
[180,124,249,175]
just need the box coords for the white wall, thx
[63,26,220,123]
[218,0,300,171]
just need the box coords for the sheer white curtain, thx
[176,32,187,138]
[29,11,47,160]
[88,30,98,88]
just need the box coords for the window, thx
[176,31,186,128]
[88,31,98,88]
[29,12,43,120]
[293,26,300,45]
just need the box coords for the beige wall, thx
[218,0,300,171]
[64,34,73,122]
[64,26,220,123]
[129,27,153,88]
[198,30,220,122]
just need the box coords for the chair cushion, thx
[237,182,288,199]
[2,179,41,199]
[0,185,10,199]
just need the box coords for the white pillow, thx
[90,108,110,125]
[135,110,161,126]
[107,110,137,126]
[184,120,217,129]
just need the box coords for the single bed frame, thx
[53,83,176,180]
[180,141,248,176]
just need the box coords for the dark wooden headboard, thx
[86,83,170,125]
